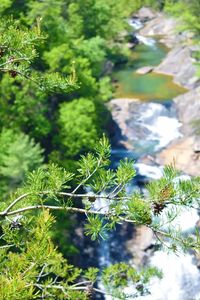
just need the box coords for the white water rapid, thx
[137,102,182,151]
[128,18,143,30]
[135,33,156,47]
[141,251,200,300]
[128,18,156,47]
[96,17,200,300]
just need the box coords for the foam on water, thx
[138,102,182,150]
[128,18,156,47]
[146,116,182,149]
[136,33,156,47]
[128,18,143,30]
[161,205,199,232]
[93,196,109,214]
[141,251,200,300]
[135,163,163,179]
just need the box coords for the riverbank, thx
[112,7,200,176]
[139,8,200,176]
[107,7,200,269]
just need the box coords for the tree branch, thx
[2,190,131,215]
[0,57,31,68]
[4,192,32,214]
[0,244,15,249]
[0,204,109,217]
[72,156,102,194]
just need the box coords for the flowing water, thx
[96,18,200,300]
[113,32,187,101]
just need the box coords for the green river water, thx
[113,42,187,101]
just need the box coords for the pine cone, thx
[9,70,17,78]
[153,202,166,215]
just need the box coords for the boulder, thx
[193,139,200,153]
[136,66,154,75]
[156,137,200,176]
[174,86,200,135]
[155,45,199,89]
[126,225,154,266]
[135,7,158,22]
[107,98,138,149]
[140,15,178,38]
[107,98,139,145]
[102,60,114,75]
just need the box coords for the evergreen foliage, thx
[0,0,135,173]
[1,137,200,298]
[58,98,101,157]
[1,1,200,299]
[0,128,43,195]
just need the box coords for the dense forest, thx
[0,0,200,299]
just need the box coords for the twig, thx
[0,244,15,249]
[0,57,31,68]
[4,192,32,213]
[22,262,36,277]
[71,281,91,287]
[2,190,132,215]
[37,264,47,283]
[72,157,102,194]
[0,205,110,217]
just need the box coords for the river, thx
[95,18,200,300]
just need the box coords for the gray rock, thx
[136,66,154,75]
[140,15,178,39]
[174,86,200,135]
[193,139,200,153]
[102,60,114,75]
[135,7,158,21]
[126,42,136,49]
[155,45,199,89]
[139,12,196,49]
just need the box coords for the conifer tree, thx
[1,2,200,299]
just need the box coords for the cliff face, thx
[157,86,200,177]
[137,8,200,175]
[155,46,199,89]
[139,14,179,48]
[138,8,199,89]
[174,86,200,135]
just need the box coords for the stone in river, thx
[193,140,200,154]
[174,86,200,134]
[136,66,154,75]
[135,7,158,22]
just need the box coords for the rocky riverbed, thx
[140,8,200,176]
[107,7,200,269]
[119,7,200,176]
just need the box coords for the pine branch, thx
[0,57,31,68]
[0,244,15,249]
[0,205,110,217]
[36,264,47,283]
[4,192,32,214]
[2,189,133,216]
[72,156,103,194]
